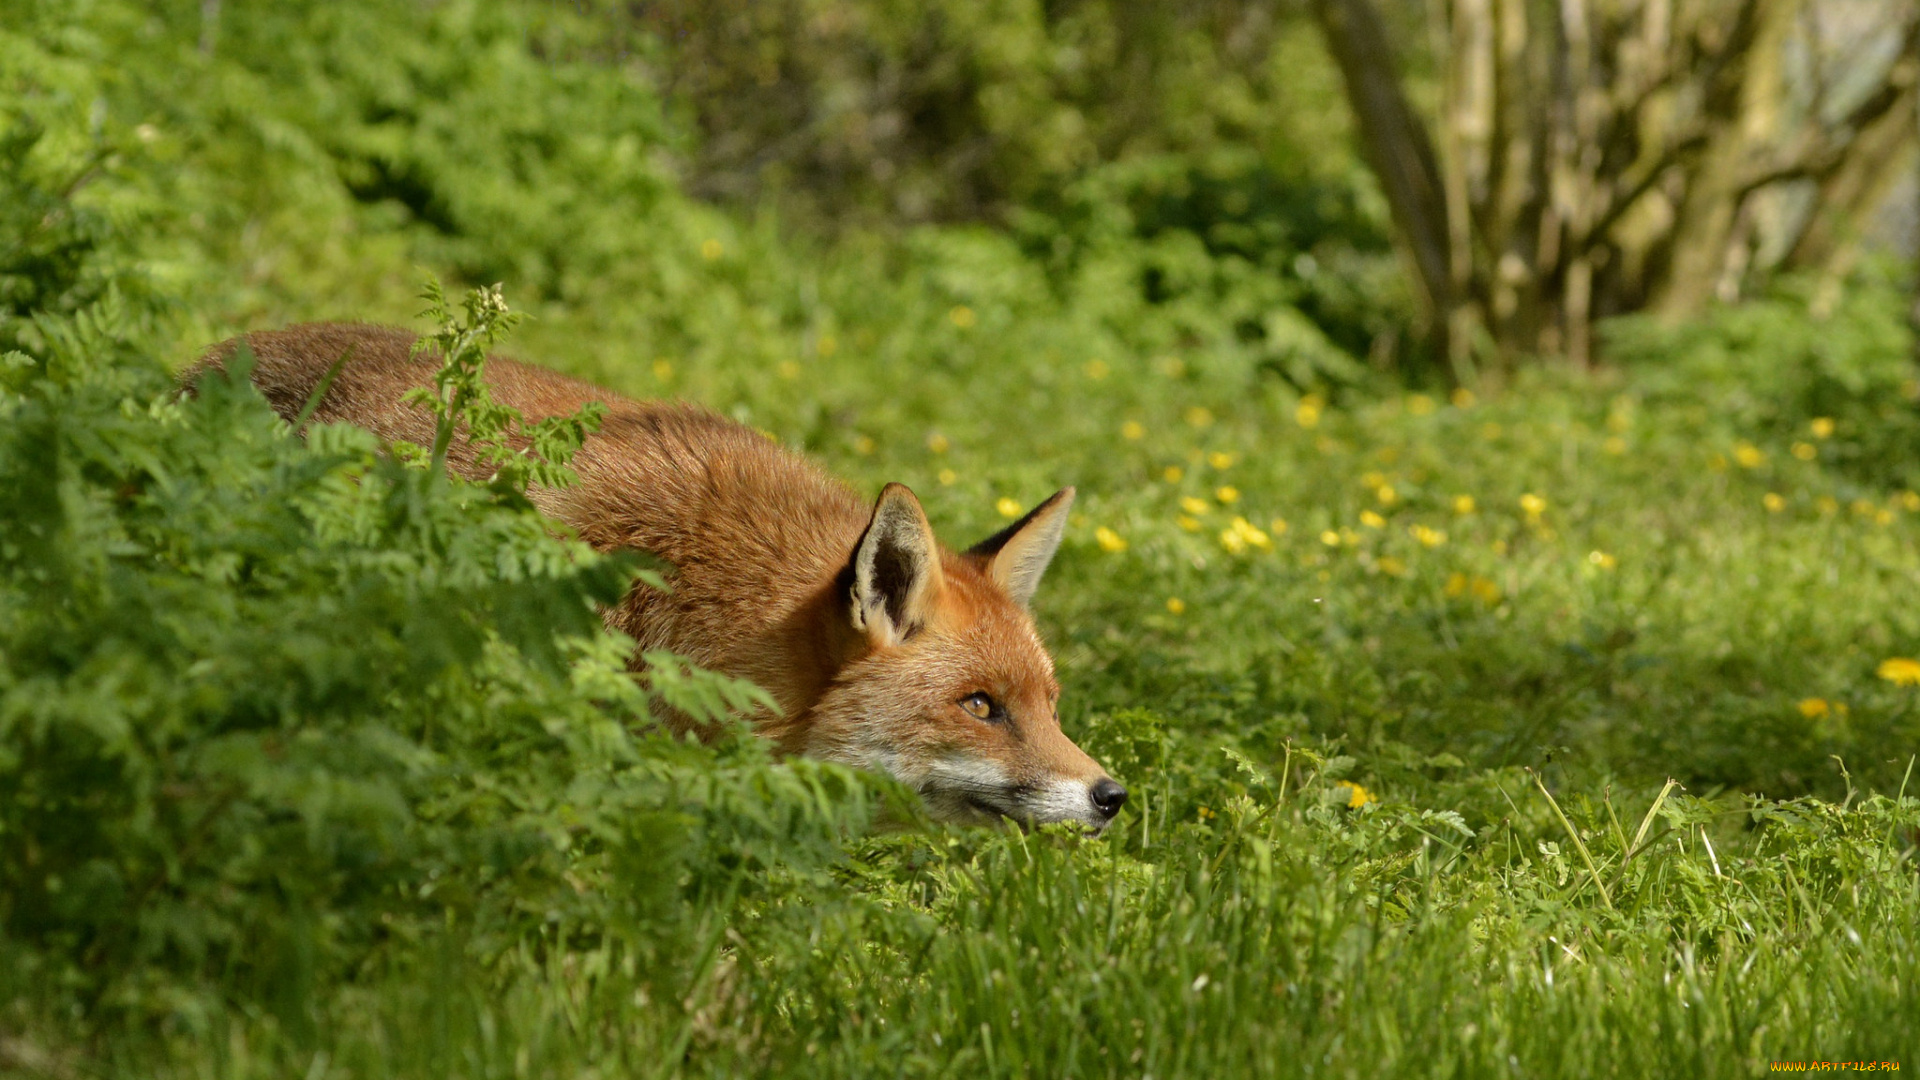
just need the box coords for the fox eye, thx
[958,692,999,722]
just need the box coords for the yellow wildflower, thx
[853,435,876,455]
[1337,782,1376,809]
[1852,498,1876,517]
[1444,572,1469,598]
[1359,510,1386,529]
[1451,388,1476,408]
[1320,530,1342,547]
[1166,597,1186,615]
[1797,698,1830,719]
[1587,550,1617,569]
[1361,471,1386,489]
[1216,486,1240,505]
[1186,406,1215,428]
[948,305,977,328]
[1407,394,1436,416]
[1094,526,1128,553]
[816,335,837,357]
[1519,493,1547,519]
[1208,450,1236,470]
[1163,465,1184,483]
[1453,495,1476,515]
[1817,495,1839,514]
[1470,576,1502,605]
[1877,658,1920,686]
[1339,528,1361,546]
[1763,492,1785,512]
[1875,508,1894,526]
[700,238,723,261]
[996,497,1022,518]
[1810,417,1835,439]
[652,358,675,382]
[1903,491,1920,512]
[1177,515,1202,532]
[1733,442,1765,468]
[1295,398,1322,429]
[1376,485,1398,506]
[1180,497,1209,516]
[1085,359,1110,380]
[1603,437,1628,455]
[1410,525,1447,548]
[1791,442,1817,461]
[1227,516,1271,551]
[937,468,957,486]
[1121,420,1146,441]
[927,432,950,454]
[1219,528,1247,555]
[1376,556,1407,576]
[1269,518,1289,537]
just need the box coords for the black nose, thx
[1089,778,1128,819]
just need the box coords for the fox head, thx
[801,485,1127,830]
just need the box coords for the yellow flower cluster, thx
[1095,526,1128,553]
[1445,573,1503,605]
[1878,657,1920,686]
[1219,516,1273,555]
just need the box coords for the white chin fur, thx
[855,750,1106,830]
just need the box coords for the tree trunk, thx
[1311,0,1920,376]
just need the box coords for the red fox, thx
[188,323,1127,828]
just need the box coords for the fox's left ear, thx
[966,487,1074,607]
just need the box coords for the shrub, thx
[0,282,890,1027]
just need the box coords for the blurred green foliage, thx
[2,0,1918,1075]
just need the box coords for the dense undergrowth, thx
[3,1,1917,1076]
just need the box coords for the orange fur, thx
[185,323,1127,827]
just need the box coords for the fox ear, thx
[966,487,1074,607]
[849,483,944,646]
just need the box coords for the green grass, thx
[3,2,1919,1076]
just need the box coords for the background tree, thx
[1311,0,1920,380]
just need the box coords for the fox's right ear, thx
[849,483,943,647]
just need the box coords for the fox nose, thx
[1089,778,1129,819]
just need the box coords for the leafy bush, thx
[1607,265,1920,492]
[0,283,890,1027]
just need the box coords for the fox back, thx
[187,323,1127,828]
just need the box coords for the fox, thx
[186,323,1128,829]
